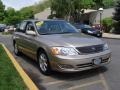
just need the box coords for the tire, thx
[14,43,21,56]
[98,34,102,38]
[38,51,51,75]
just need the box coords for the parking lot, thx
[0,34,120,90]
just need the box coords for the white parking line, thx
[67,80,102,90]
[99,73,109,90]
[43,80,65,86]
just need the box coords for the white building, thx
[95,8,114,23]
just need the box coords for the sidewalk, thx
[103,33,120,39]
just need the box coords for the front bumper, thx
[88,32,102,37]
[50,50,111,72]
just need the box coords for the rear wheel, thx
[38,51,51,75]
[98,34,102,37]
[14,43,21,56]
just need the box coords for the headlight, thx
[87,30,93,34]
[51,47,79,56]
[103,43,109,50]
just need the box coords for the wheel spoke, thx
[43,65,47,71]
[44,62,47,67]
[39,53,48,72]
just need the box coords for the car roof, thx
[0,24,6,27]
[23,19,66,22]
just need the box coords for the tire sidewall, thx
[38,51,51,75]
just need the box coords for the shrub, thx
[112,21,120,34]
[102,17,113,33]
[113,0,120,34]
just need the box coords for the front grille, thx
[76,63,93,68]
[76,44,103,54]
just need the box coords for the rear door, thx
[13,21,27,52]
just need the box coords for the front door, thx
[23,22,38,59]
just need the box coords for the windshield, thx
[35,21,79,35]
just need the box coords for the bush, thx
[102,17,113,33]
[113,0,120,34]
[112,21,120,34]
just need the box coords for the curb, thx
[103,37,120,40]
[1,44,39,90]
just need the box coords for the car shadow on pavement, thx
[50,66,108,81]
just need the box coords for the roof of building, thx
[83,9,97,13]
[34,8,51,19]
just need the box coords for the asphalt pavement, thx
[0,34,120,90]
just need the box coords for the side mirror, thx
[26,31,36,36]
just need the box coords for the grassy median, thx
[0,44,27,90]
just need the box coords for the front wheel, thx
[38,51,51,75]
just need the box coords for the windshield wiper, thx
[40,33,53,35]
[40,32,74,35]
[59,32,73,34]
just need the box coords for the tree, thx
[103,0,115,8]
[20,7,34,19]
[1,0,50,25]
[50,0,70,18]
[113,1,120,21]
[93,0,104,9]
[3,7,21,25]
[0,0,5,22]
[50,0,94,22]
[113,1,120,34]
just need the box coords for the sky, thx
[1,0,42,10]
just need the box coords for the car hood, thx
[39,33,104,47]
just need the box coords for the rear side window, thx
[16,21,27,33]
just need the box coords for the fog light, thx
[58,64,73,69]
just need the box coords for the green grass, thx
[1,32,12,35]
[0,44,27,90]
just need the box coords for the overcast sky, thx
[1,0,42,10]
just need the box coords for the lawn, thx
[0,44,27,90]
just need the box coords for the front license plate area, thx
[93,58,101,65]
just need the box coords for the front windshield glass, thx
[35,21,78,35]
